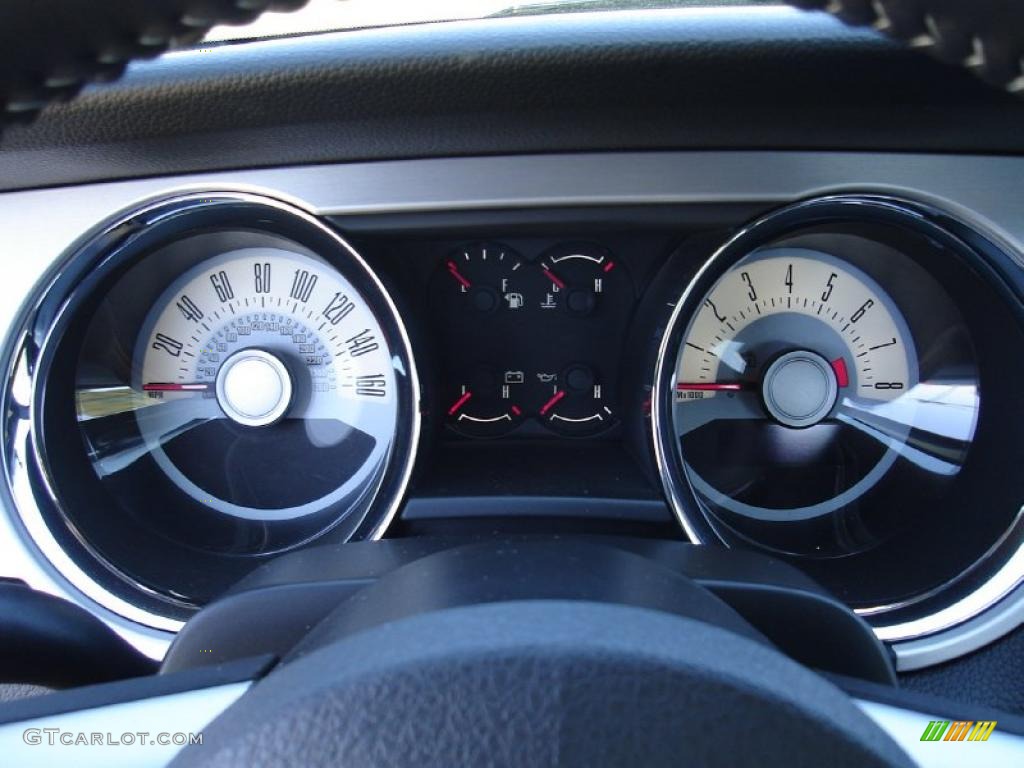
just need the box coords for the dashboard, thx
[0,149,1023,686]
[5,3,1024,762]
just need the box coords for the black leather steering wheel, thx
[165,540,913,767]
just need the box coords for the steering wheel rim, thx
[170,600,913,768]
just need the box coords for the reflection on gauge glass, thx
[77,247,399,523]
[673,247,977,530]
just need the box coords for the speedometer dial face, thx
[134,247,397,521]
[674,247,921,522]
[59,194,419,610]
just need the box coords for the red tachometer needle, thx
[448,390,473,416]
[446,260,472,289]
[675,382,745,392]
[142,382,210,392]
[830,357,849,388]
[539,389,566,415]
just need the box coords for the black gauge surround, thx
[21,193,420,619]
[653,195,1024,637]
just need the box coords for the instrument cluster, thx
[6,189,1024,653]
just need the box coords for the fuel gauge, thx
[440,242,526,313]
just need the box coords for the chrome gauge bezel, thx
[4,191,421,632]
[652,194,1024,644]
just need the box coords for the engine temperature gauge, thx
[536,242,618,315]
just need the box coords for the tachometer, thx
[674,248,918,520]
[651,195,1024,638]
[677,250,914,409]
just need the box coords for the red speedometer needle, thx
[542,269,567,290]
[446,260,472,289]
[142,382,210,392]
[539,389,566,415]
[448,390,473,416]
[675,382,745,392]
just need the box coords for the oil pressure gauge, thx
[537,364,615,436]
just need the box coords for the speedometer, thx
[134,248,397,521]
[23,192,419,618]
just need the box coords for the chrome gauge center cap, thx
[215,349,293,427]
[761,350,838,428]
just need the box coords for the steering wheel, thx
[160,539,911,767]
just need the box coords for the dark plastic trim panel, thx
[2,7,1023,191]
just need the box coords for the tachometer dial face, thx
[650,196,1024,624]
[674,248,920,521]
[132,247,398,521]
